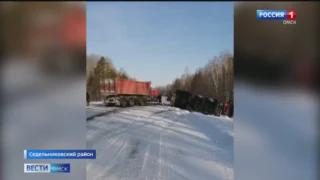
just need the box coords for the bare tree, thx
[159,51,234,102]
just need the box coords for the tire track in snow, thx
[93,141,129,180]
[116,138,143,180]
[156,112,179,180]
[139,124,165,180]
[93,109,173,144]
[162,134,175,180]
[87,111,149,149]
[87,107,181,180]
[113,119,167,180]
[138,113,169,180]
[87,135,121,170]
[109,110,171,180]
[142,144,150,170]
[158,133,163,180]
[87,122,128,149]
[160,113,180,180]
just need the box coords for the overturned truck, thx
[100,77,160,107]
[173,89,220,116]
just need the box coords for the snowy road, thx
[86,104,233,180]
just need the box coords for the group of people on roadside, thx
[219,100,233,117]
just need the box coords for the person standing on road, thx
[224,102,230,115]
[86,92,90,106]
[171,93,176,107]
[157,94,162,105]
[219,102,224,115]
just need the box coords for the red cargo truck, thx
[100,77,153,107]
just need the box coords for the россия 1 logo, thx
[256,10,296,25]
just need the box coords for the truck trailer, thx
[100,77,160,107]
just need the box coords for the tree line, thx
[86,54,133,101]
[157,51,234,102]
[87,51,233,103]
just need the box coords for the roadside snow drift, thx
[86,105,233,180]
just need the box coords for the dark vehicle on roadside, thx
[173,89,193,110]
[202,98,220,116]
[187,94,204,112]
[173,89,222,117]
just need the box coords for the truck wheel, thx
[129,98,135,106]
[120,99,127,107]
[124,99,128,107]
[134,99,139,106]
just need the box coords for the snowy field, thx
[86,104,233,180]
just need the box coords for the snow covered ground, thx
[86,105,233,180]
